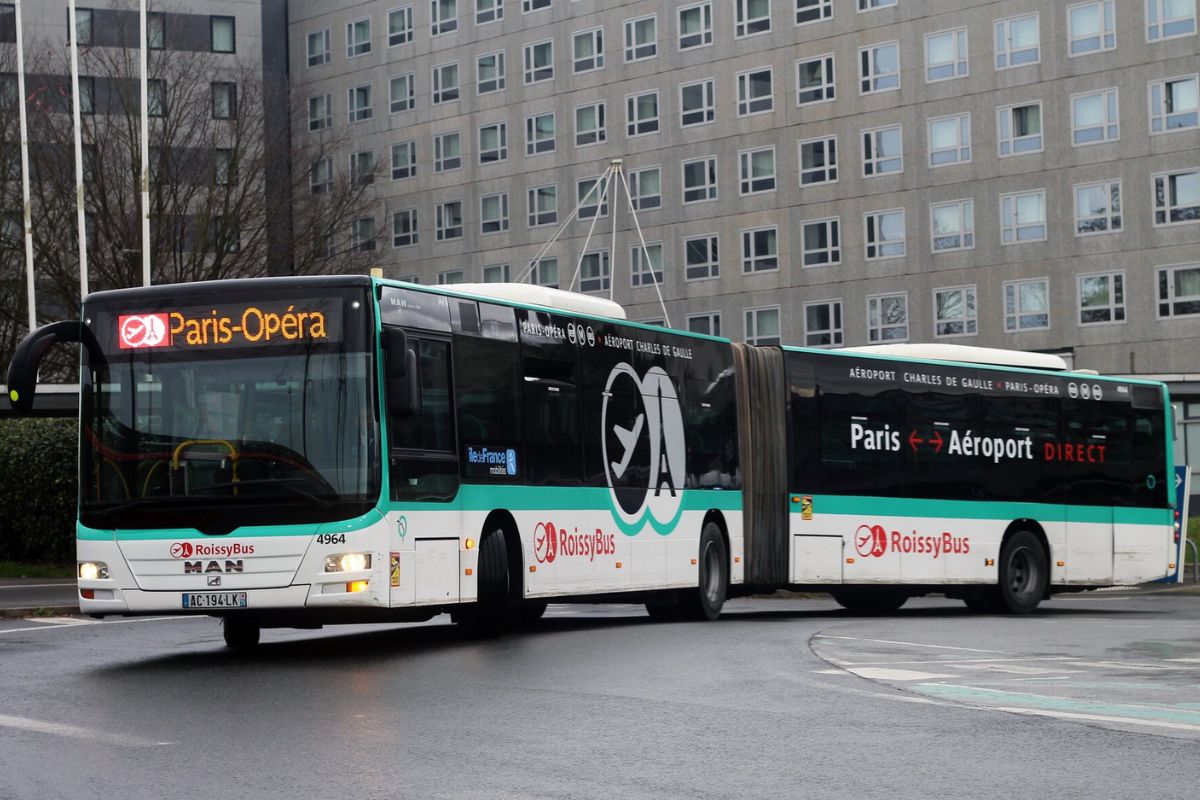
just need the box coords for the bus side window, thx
[521,343,583,486]
[389,337,459,501]
[1131,386,1167,508]
[1063,395,1131,507]
[453,304,521,477]
[816,359,904,497]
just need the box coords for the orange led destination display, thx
[115,299,342,350]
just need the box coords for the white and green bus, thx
[6,276,1176,646]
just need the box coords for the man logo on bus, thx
[855,524,888,558]
[600,362,686,535]
[533,522,557,564]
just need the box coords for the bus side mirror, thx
[6,320,85,414]
[382,327,417,419]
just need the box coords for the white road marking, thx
[0,583,75,590]
[845,667,957,682]
[837,656,1078,668]
[815,635,1005,654]
[0,616,199,635]
[22,616,91,626]
[996,707,1200,733]
[0,713,173,747]
[1166,658,1200,663]
[1072,661,1179,672]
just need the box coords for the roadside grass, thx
[0,561,74,580]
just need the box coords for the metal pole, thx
[139,0,150,286]
[13,0,36,330]
[67,0,89,302]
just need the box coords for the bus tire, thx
[681,522,728,621]
[997,530,1047,614]
[222,617,260,649]
[519,601,548,625]
[457,528,511,637]
[831,589,908,614]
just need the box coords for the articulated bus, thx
[6,276,1176,646]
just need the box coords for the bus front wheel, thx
[456,528,512,637]
[681,522,728,621]
[222,617,260,649]
[996,530,1047,614]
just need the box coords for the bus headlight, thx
[324,553,371,573]
[78,562,109,580]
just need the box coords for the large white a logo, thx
[600,362,686,534]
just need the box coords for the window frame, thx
[803,299,843,347]
[388,6,414,45]
[1077,270,1126,325]
[801,217,841,267]
[390,73,415,113]
[994,13,1041,69]
[930,199,975,252]
[996,101,1044,157]
[1000,189,1048,244]
[1153,168,1200,226]
[745,305,782,345]
[925,28,968,83]
[1067,0,1116,56]
[735,0,772,39]
[347,84,373,123]
[527,184,558,227]
[574,101,607,147]
[211,15,236,54]
[436,200,465,242]
[1003,278,1051,332]
[736,67,775,117]
[630,242,664,287]
[523,39,555,85]
[624,14,658,62]
[1149,74,1200,134]
[866,291,910,342]
[863,208,907,260]
[628,165,662,211]
[478,121,508,164]
[741,225,779,273]
[799,135,838,186]
[479,191,510,234]
[796,54,835,105]
[679,78,716,127]
[476,51,506,94]
[682,155,718,204]
[432,62,460,104]
[678,1,714,49]
[1074,178,1123,235]
[433,131,462,173]
[858,41,900,94]
[861,123,903,177]
[927,112,971,167]
[1146,0,1197,42]
[1157,262,1200,318]
[572,27,605,73]
[933,285,978,338]
[1071,87,1120,145]
[739,145,777,195]
[683,234,720,281]
[795,0,832,26]
[307,28,331,67]
[525,111,555,155]
[391,140,417,180]
[393,208,418,248]
[345,17,370,58]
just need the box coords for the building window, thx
[1068,0,1115,55]
[1001,190,1047,243]
[684,234,719,280]
[439,270,466,285]
[211,15,235,53]
[148,79,166,117]
[736,0,772,38]
[1075,179,1122,234]
[578,176,609,219]
[934,286,977,337]
[575,101,606,146]
[741,226,778,272]
[1159,263,1200,317]
[1147,0,1196,41]
[859,42,899,93]
[393,209,418,247]
[526,112,555,155]
[1154,169,1200,225]
[928,201,973,254]
[626,91,659,136]
[1004,279,1050,331]
[624,15,657,62]
[528,185,557,226]
[799,136,837,185]
[310,157,333,194]
[1079,272,1125,324]
[523,0,549,13]
[680,79,715,126]
[478,0,503,24]
[390,73,415,113]
[346,18,370,57]
[477,52,505,94]
[347,85,373,122]
[478,122,507,164]
[682,156,718,203]
[307,29,330,66]
[531,257,559,288]
[995,13,1039,68]
[739,146,776,195]
[351,217,376,253]
[69,7,93,45]
[687,313,721,337]
[795,0,831,25]
[349,149,374,185]
[925,28,968,82]
[629,166,661,210]
[801,217,840,266]
[432,0,458,34]
[434,131,461,172]
[864,209,906,259]
[436,201,464,241]
[928,113,971,166]
[392,140,416,180]
[859,0,896,9]
[679,2,713,48]
[745,306,781,345]
[433,63,459,104]
[867,293,908,342]
[862,124,903,176]
[804,300,842,346]
[631,243,663,286]
[212,82,237,119]
[524,40,554,84]
[480,192,510,234]
[483,264,510,282]
[389,6,414,45]
[796,55,835,104]
[308,94,332,131]
[578,251,611,292]
[736,68,774,116]
[997,102,1043,156]
[573,28,604,73]
[1072,88,1119,145]
[1150,75,1200,133]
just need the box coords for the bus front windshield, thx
[80,294,378,531]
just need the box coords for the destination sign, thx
[114,299,343,350]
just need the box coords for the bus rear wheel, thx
[996,530,1047,614]
[831,589,908,614]
[680,522,728,621]
[222,617,260,649]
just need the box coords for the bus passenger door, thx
[1062,390,1125,584]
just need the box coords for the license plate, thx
[182,592,247,609]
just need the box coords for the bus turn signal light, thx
[465,538,475,550]
[347,580,369,593]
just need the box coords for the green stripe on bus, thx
[789,495,1170,526]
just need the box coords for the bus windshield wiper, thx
[89,495,190,519]
[191,478,336,509]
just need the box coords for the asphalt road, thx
[2,592,1200,800]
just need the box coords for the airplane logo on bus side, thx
[600,363,686,535]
